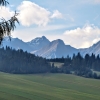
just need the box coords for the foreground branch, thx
[0,12,19,44]
[0,0,9,6]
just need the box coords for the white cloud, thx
[51,10,63,19]
[12,24,67,42]
[64,24,100,48]
[0,7,14,20]
[17,1,64,26]
[17,1,51,26]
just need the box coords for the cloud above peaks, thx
[17,1,51,26]
[0,7,14,20]
[64,24,100,48]
[17,1,63,26]
[51,10,63,19]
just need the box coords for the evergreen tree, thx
[0,0,19,44]
[0,47,51,74]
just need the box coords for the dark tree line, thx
[0,47,51,74]
[0,47,100,79]
[48,53,100,79]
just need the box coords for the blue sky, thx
[1,0,100,48]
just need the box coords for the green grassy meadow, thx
[0,72,100,100]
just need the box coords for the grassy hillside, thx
[0,72,100,100]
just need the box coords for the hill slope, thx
[0,72,100,100]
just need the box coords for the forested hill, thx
[0,46,100,79]
[0,47,51,74]
[48,53,100,79]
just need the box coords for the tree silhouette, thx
[0,0,19,44]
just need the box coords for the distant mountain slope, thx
[2,36,50,53]
[79,41,100,56]
[27,36,50,51]
[2,37,33,52]
[34,39,78,58]
[2,36,100,58]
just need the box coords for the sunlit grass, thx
[0,72,100,100]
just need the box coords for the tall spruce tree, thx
[0,0,19,44]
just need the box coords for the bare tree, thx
[0,0,19,44]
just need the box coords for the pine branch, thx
[0,0,19,44]
[0,11,19,44]
[0,0,9,6]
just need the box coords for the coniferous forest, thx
[0,47,100,79]
[48,53,100,79]
[0,46,51,74]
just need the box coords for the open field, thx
[0,72,100,100]
[50,62,64,68]
[93,70,100,76]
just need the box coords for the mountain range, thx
[2,36,100,58]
